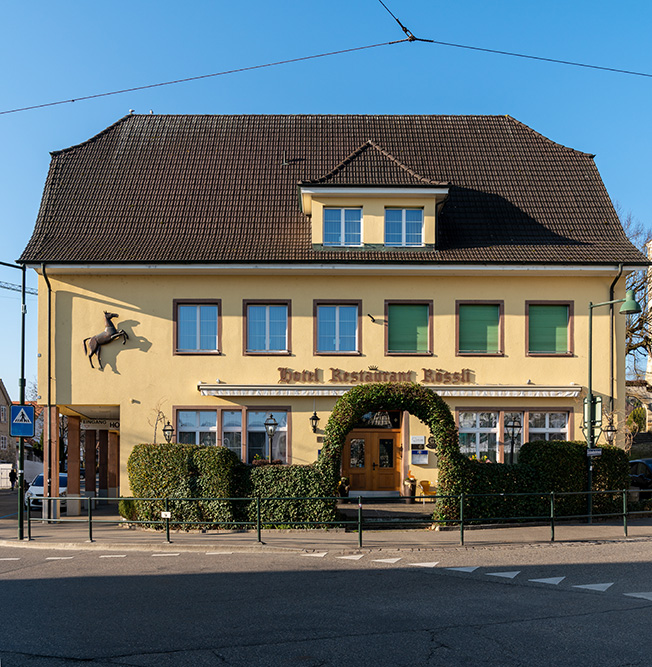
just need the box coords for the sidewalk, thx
[1,490,652,553]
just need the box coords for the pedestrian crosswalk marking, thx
[413,562,439,568]
[337,555,364,560]
[529,576,565,585]
[0,558,20,561]
[152,553,179,557]
[206,551,233,555]
[486,571,520,579]
[624,592,652,601]
[447,566,479,573]
[302,552,328,557]
[373,558,402,564]
[573,583,613,592]
[46,557,74,560]
[100,555,126,558]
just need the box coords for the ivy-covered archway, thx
[317,382,463,491]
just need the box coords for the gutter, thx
[41,264,55,514]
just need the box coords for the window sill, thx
[457,351,504,357]
[314,351,362,356]
[526,352,573,357]
[244,351,292,356]
[174,350,221,356]
[385,351,433,357]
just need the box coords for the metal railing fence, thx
[24,488,652,548]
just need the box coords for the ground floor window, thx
[177,410,218,446]
[222,410,243,459]
[457,409,569,463]
[246,411,287,464]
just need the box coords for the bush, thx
[628,406,647,433]
[118,497,137,521]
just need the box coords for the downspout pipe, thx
[608,263,624,412]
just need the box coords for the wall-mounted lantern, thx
[162,421,174,443]
[309,411,320,433]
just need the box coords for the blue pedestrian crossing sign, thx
[10,405,35,438]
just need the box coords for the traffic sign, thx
[10,404,35,438]
[587,448,603,457]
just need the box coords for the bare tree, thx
[617,206,652,378]
[147,398,168,443]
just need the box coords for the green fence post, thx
[88,498,93,543]
[165,498,171,544]
[358,496,363,549]
[27,503,31,541]
[550,492,555,542]
[459,493,465,546]
[623,489,628,538]
[256,498,262,543]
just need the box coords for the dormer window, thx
[323,208,362,246]
[385,208,424,247]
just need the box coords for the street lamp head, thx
[162,420,174,443]
[619,290,642,315]
[264,413,278,438]
[309,411,320,433]
[603,420,617,444]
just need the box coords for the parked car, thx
[629,459,652,497]
[25,473,68,508]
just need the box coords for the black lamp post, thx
[162,421,174,443]
[309,411,320,433]
[505,416,522,465]
[264,413,278,462]
[587,289,641,523]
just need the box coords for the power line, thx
[0,40,408,116]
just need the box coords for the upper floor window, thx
[323,208,362,246]
[385,208,424,246]
[527,302,572,355]
[174,300,220,354]
[386,301,432,355]
[0,406,6,423]
[245,302,289,354]
[315,302,360,354]
[457,302,503,355]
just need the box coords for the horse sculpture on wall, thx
[83,311,129,369]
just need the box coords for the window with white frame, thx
[503,411,524,464]
[323,208,362,246]
[176,303,219,352]
[246,411,287,464]
[385,208,424,246]
[458,411,499,462]
[528,412,568,441]
[246,304,289,353]
[316,304,358,353]
[177,410,218,446]
[0,405,6,423]
[222,410,243,459]
[0,435,7,450]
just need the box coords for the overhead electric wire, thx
[0,40,408,116]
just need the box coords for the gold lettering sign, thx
[278,367,474,385]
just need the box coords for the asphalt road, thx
[1,540,652,666]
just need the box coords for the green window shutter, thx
[529,305,569,353]
[388,304,429,352]
[459,304,500,353]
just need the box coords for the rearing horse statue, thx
[83,311,129,369]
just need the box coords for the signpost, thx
[10,405,35,438]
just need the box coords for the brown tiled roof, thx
[20,114,647,265]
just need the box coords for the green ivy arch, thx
[317,382,463,491]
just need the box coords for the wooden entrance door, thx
[342,430,400,492]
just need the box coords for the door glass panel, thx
[350,439,365,468]
[378,439,394,468]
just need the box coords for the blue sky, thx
[1,0,651,399]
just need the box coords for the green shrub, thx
[118,497,137,521]
[628,406,647,433]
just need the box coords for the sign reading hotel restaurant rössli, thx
[278,367,474,384]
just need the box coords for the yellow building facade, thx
[22,114,647,500]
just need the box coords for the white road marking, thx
[573,583,613,592]
[206,552,233,555]
[336,555,364,560]
[447,566,479,573]
[529,577,565,585]
[625,592,652,601]
[413,562,439,568]
[100,555,126,558]
[0,558,20,561]
[46,557,74,560]
[373,558,402,564]
[486,571,520,579]
[302,552,328,557]
[151,553,180,557]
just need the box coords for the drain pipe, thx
[608,263,624,412]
